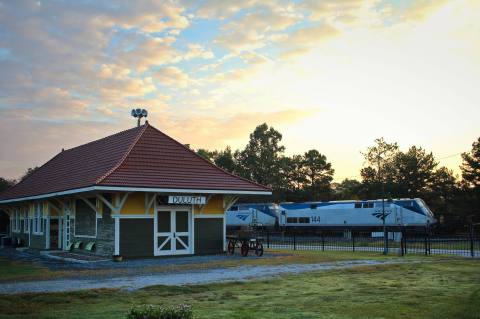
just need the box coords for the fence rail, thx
[234,227,480,258]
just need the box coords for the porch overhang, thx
[0,185,272,204]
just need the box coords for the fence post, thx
[424,226,428,256]
[267,230,270,249]
[386,228,389,253]
[352,230,355,252]
[293,232,296,250]
[399,228,404,256]
[428,229,431,255]
[322,231,325,251]
[470,224,474,258]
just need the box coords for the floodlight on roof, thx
[131,107,148,127]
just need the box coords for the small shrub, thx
[126,304,194,319]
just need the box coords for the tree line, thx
[1,123,479,230]
[196,123,479,230]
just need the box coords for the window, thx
[286,217,298,223]
[230,206,238,211]
[33,203,44,234]
[354,203,362,209]
[23,208,29,233]
[13,209,20,232]
[310,204,318,209]
[299,217,310,223]
[363,202,374,208]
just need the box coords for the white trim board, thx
[0,186,271,204]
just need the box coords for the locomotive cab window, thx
[354,203,362,208]
[230,206,238,211]
[310,204,318,209]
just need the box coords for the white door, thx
[154,208,192,256]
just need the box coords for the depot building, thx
[0,122,271,258]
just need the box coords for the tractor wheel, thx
[255,243,264,257]
[227,240,235,254]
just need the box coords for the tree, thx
[20,167,39,182]
[280,155,307,202]
[302,150,334,200]
[427,167,459,227]
[461,137,480,189]
[213,147,236,174]
[335,179,363,200]
[236,123,285,189]
[361,137,398,254]
[392,146,438,198]
[460,137,480,223]
[360,138,399,198]
[0,177,15,193]
[196,149,215,162]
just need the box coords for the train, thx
[226,198,435,229]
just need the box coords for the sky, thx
[0,0,479,182]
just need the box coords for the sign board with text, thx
[168,196,206,205]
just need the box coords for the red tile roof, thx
[0,122,270,202]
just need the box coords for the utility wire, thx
[438,152,462,160]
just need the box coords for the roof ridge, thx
[146,124,272,191]
[95,122,150,185]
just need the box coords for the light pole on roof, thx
[131,108,148,127]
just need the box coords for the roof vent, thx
[131,108,148,127]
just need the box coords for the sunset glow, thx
[0,0,478,181]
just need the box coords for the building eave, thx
[0,185,272,204]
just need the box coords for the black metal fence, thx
[247,227,480,257]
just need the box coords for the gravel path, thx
[0,259,411,294]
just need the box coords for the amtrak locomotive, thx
[226,198,435,228]
[226,203,279,228]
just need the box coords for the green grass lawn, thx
[0,253,479,319]
[0,259,52,282]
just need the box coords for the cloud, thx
[279,24,340,58]
[154,66,192,87]
[215,8,301,53]
[383,0,450,23]
[301,0,373,23]
[117,36,179,72]
[194,0,260,19]
[183,44,215,60]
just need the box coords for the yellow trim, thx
[120,192,148,215]
[194,195,224,215]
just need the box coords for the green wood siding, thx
[120,219,153,258]
[194,218,224,254]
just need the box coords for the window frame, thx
[33,202,44,235]
[23,208,29,234]
[12,209,20,233]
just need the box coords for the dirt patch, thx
[46,251,109,262]
[0,259,417,294]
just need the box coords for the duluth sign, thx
[168,196,206,205]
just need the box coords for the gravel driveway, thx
[0,259,411,294]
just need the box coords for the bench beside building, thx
[0,122,271,258]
